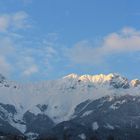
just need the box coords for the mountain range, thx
[0,73,140,140]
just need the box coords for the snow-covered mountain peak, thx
[62,73,128,87]
[63,73,79,79]
[78,73,118,82]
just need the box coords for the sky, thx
[0,0,140,81]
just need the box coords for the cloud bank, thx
[0,10,140,80]
[67,27,140,65]
[0,11,60,79]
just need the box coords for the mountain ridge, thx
[1,72,140,88]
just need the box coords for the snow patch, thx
[78,133,86,140]
[110,100,126,110]
[92,122,99,130]
[105,123,114,130]
[81,110,93,117]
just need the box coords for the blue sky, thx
[0,0,140,81]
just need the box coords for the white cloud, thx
[0,10,62,80]
[0,11,37,78]
[14,54,39,77]
[0,11,30,32]
[66,40,103,65]
[103,27,140,53]
[0,56,11,76]
[0,15,9,32]
[0,37,15,55]
[0,34,59,78]
[0,37,16,76]
[67,27,140,65]
[12,11,30,29]
[23,65,38,76]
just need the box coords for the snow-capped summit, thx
[78,73,124,83]
[63,73,79,79]
[130,79,140,87]
[62,73,129,88]
[109,73,129,88]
